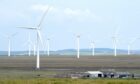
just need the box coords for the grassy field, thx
[0,55,140,70]
[0,55,139,84]
[0,55,140,68]
[0,55,139,77]
[0,78,139,84]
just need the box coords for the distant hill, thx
[0,48,139,56]
[54,48,133,55]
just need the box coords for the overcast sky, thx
[0,0,140,51]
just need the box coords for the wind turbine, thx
[23,33,33,56]
[91,41,95,56]
[112,36,117,56]
[47,38,50,56]
[33,43,36,56]
[112,27,120,56]
[41,34,50,56]
[76,35,80,59]
[18,7,50,69]
[1,33,17,57]
[87,35,96,56]
[43,38,50,56]
[30,40,37,56]
[128,37,139,55]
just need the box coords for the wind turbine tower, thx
[127,45,130,55]
[112,36,117,56]
[23,33,33,56]
[26,33,32,56]
[76,35,80,59]
[112,27,120,56]
[91,41,95,56]
[47,38,50,56]
[33,44,36,56]
[8,37,11,57]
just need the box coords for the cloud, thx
[64,8,81,16]
[30,4,100,22]
[64,8,94,17]
[31,4,57,13]
[63,8,98,20]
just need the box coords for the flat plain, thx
[0,55,139,84]
[0,55,140,70]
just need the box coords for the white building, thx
[84,71,103,78]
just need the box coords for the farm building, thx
[54,70,134,79]
[84,71,103,78]
[115,72,134,78]
[83,71,134,78]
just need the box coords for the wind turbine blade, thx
[37,30,44,47]
[17,27,37,30]
[37,7,50,28]
[0,32,17,38]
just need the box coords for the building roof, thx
[86,71,103,74]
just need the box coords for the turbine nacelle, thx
[77,35,80,38]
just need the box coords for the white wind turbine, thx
[128,37,139,55]
[87,35,96,56]
[1,33,17,57]
[47,38,50,56]
[42,33,50,56]
[91,41,95,56]
[76,35,80,59]
[18,8,50,69]
[43,38,50,56]
[23,33,33,56]
[112,27,120,56]
[33,42,36,56]
[112,36,117,56]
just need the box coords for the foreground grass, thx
[0,78,139,84]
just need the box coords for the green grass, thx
[0,78,139,84]
[0,69,60,79]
